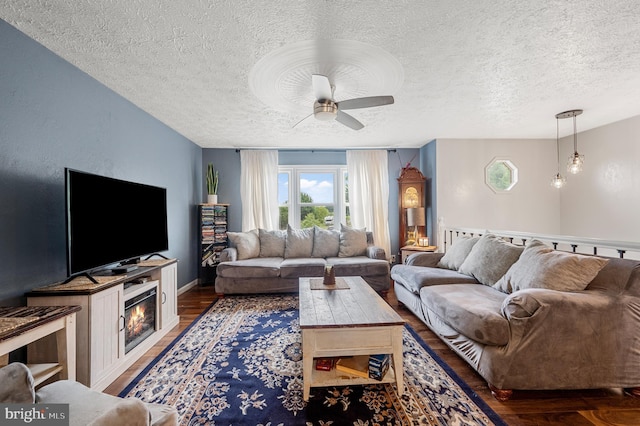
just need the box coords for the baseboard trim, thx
[178,279,199,296]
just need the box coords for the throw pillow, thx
[338,224,368,257]
[311,225,340,258]
[458,233,524,286]
[258,229,286,257]
[437,235,480,270]
[494,239,610,293]
[227,229,259,260]
[284,225,314,258]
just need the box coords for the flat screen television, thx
[65,168,168,278]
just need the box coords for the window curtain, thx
[346,150,391,259]
[240,150,279,231]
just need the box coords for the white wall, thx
[434,138,561,235]
[433,114,640,244]
[559,115,640,242]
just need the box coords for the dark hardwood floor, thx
[105,284,640,425]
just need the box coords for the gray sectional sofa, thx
[214,225,390,294]
[391,233,640,400]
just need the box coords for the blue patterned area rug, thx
[120,294,506,425]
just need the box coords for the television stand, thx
[62,272,99,285]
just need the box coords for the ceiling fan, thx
[294,74,394,130]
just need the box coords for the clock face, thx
[404,187,419,208]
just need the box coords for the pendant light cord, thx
[556,117,560,169]
[573,114,578,153]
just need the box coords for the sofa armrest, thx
[501,288,625,354]
[405,252,444,267]
[501,288,614,321]
[0,363,35,403]
[219,247,237,262]
[367,245,386,260]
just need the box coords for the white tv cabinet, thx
[27,259,179,391]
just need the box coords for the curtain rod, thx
[234,149,397,153]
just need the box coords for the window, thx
[278,166,349,230]
[485,158,518,193]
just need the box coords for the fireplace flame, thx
[127,304,146,336]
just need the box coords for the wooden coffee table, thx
[299,276,405,401]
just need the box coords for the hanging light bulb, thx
[551,114,566,189]
[551,172,566,189]
[562,109,584,174]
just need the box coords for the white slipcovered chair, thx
[0,362,177,426]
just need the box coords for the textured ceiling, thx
[2,1,640,149]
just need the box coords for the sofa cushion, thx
[285,225,314,258]
[586,257,640,295]
[458,233,524,286]
[326,256,390,277]
[311,226,340,258]
[216,257,282,279]
[227,229,260,260]
[391,264,479,294]
[259,229,286,257]
[280,257,327,278]
[338,224,368,257]
[437,235,480,270]
[420,284,510,346]
[494,239,609,294]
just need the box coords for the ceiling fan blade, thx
[337,95,394,110]
[293,112,314,128]
[336,110,364,130]
[312,74,333,101]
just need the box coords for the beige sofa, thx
[214,225,390,294]
[0,362,177,425]
[391,233,640,400]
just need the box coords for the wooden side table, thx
[400,245,437,264]
[0,305,80,386]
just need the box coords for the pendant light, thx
[551,114,566,189]
[558,109,584,174]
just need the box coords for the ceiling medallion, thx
[249,39,404,114]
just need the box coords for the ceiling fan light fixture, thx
[313,100,338,121]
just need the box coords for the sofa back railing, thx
[443,227,640,260]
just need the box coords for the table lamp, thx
[406,207,425,246]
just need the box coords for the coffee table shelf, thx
[310,359,397,389]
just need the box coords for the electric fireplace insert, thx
[124,287,157,354]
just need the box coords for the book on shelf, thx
[335,356,370,379]
[315,357,335,371]
[335,354,391,381]
[368,354,390,381]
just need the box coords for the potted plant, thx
[206,163,219,204]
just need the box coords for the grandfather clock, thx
[398,167,426,247]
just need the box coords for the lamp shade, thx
[406,207,425,227]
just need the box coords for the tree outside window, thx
[278,167,347,230]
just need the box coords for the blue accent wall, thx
[420,140,437,246]
[0,20,202,304]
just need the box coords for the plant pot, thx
[207,194,218,204]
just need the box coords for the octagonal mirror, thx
[485,158,518,193]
